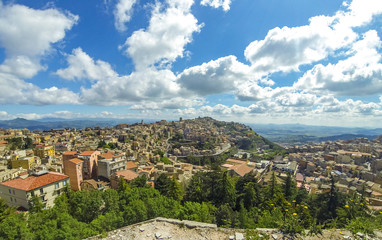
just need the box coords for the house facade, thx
[0,171,69,210]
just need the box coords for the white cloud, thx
[80,68,180,105]
[200,0,231,12]
[0,2,79,105]
[130,97,204,110]
[244,0,382,75]
[114,0,137,32]
[295,30,382,96]
[0,72,79,105]
[122,0,202,70]
[244,14,356,74]
[177,55,253,96]
[0,2,78,78]
[56,48,117,81]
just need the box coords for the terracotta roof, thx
[80,151,97,156]
[100,152,114,159]
[68,158,83,164]
[0,172,69,191]
[116,170,138,181]
[221,163,233,169]
[295,173,304,182]
[229,164,254,177]
[126,161,138,169]
[81,179,98,189]
[226,158,247,165]
[63,151,78,155]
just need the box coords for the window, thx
[41,196,45,201]
[40,188,44,194]
[55,183,59,189]
[12,190,15,195]
[8,189,11,194]
[10,197,12,202]
[63,180,67,185]
[57,189,61,195]
[14,198,16,203]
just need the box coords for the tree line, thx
[0,171,381,239]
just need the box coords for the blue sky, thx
[0,0,382,127]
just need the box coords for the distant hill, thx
[248,123,382,144]
[0,118,158,131]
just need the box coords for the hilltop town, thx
[0,117,381,211]
[0,117,277,209]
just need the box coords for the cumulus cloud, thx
[295,30,382,96]
[0,2,78,78]
[177,55,252,96]
[121,0,202,70]
[114,0,137,32]
[244,0,382,75]
[56,48,117,81]
[80,68,180,105]
[0,72,79,105]
[244,15,356,74]
[0,2,79,105]
[130,97,204,110]
[200,0,231,12]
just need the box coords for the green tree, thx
[28,195,44,214]
[0,213,32,239]
[266,171,282,201]
[212,171,236,207]
[154,173,172,196]
[184,175,205,203]
[0,198,16,222]
[130,175,149,188]
[68,190,103,223]
[215,203,237,227]
[283,172,296,201]
[167,177,183,201]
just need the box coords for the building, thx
[10,156,39,170]
[63,158,83,191]
[62,151,79,162]
[80,179,109,191]
[0,171,69,210]
[34,145,55,159]
[78,151,100,179]
[98,153,128,180]
[110,170,139,189]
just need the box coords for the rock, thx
[271,234,278,240]
[356,232,364,238]
[343,235,351,239]
[147,233,152,237]
[155,232,162,239]
[229,236,235,240]
[235,232,244,240]
[139,227,145,232]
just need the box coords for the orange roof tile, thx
[63,151,78,155]
[68,158,83,164]
[126,161,138,169]
[100,152,114,159]
[229,164,254,177]
[226,158,247,165]
[0,172,69,191]
[116,170,138,181]
[80,151,97,156]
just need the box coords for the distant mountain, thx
[0,118,155,131]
